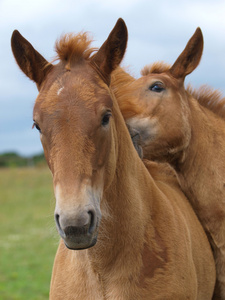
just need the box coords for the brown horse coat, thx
[113,28,225,299]
[11,20,215,299]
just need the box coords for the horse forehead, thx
[140,72,180,90]
[35,73,100,115]
[54,70,99,100]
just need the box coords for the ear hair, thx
[169,27,203,80]
[11,30,53,90]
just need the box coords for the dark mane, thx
[187,85,225,118]
[54,32,97,67]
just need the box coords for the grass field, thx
[0,167,58,300]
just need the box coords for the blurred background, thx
[1,0,225,298]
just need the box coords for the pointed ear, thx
[90,18,128,85]
[169,27,203,80]
[11,30,53,90]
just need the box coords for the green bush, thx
[0,152,46,168]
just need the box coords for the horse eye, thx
[101,112,112,126]
[32,122,41,133]
[149,82,165,93]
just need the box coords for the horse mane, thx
[141,62,225,119]
[111,66,135,89]
[54,32,97,67]
[187,85,225,118]
[111,67,143,118]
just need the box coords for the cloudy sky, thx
[1,0,225,156]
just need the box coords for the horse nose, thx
[55,209,95,234]
[54,209,98,249]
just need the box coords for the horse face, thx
[34,63,115,249]
[118,27,203,163]
[125,72,192,163]
[11,18,128,250]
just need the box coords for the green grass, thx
[0,167,59,300]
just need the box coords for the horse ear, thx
[90,18,128,85]
[11,30,53,90]
[169,27,203,80]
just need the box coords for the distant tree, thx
[0,152,46,168]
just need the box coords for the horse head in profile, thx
[113,28,225,299]
[114,27,203,164]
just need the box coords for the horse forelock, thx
[53,32,97,66]
[141,62,171,76]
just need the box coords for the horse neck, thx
[177,94,225,198]
[88,94,154,271]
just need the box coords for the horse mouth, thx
[64,235,98,250]
[58,217,100,250]
[55,208,101,250]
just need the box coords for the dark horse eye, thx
[32,122,41,133]
[101,112,112,126]
[149,82,165,93]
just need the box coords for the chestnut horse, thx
[113,27,225,299]
[11,20,215,299]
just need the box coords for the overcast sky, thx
[1,0,225,156]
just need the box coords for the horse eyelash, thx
[32,122,41,133]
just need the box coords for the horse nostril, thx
[55,213,60,227]
[55,210,97,238]
[88,210,95,234]
[55,213,66,238]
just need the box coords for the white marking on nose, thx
[54,182,103,213]
[54,184,62,211]
[57,87,64,96]
[54,184,61,201]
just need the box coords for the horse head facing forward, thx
[11,19,127,250]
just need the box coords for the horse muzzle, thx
[55,208,100,250]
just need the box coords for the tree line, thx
[0,152,46,168]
